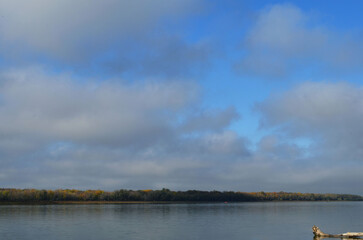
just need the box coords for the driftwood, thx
[313,225,363,239]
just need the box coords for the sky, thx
[0,0,362,194]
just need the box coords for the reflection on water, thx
[1,202,363,240]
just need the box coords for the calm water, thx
[1,202,363,240]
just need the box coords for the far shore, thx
[1,200,363,205]
[1,189,362,203]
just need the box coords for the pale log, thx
[313,225,363,239]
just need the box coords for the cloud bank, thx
[0,67,250,190]
[1,68,362,193]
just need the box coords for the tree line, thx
[0,188,362,202]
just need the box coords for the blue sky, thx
[0,0,362,193]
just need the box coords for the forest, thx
[0,188,362,203]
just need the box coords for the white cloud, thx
[0,0,198,58]
[0,0,205,67]
[0,67,198,148]
[257,81,363,170]
[237,4,363,77]
[257,81,363,139]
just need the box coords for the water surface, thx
[1,202,362,240]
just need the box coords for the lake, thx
[1,202,363,240]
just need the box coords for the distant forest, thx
[1,188,362,203]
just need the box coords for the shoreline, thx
[1,200,362,205]
[0,201,175,205]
